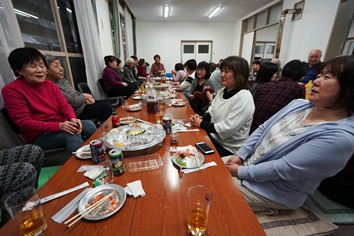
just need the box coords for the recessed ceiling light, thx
[163,5,170,18]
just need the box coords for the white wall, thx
[96,0,114,57]
[279,0,340,64]
[232,21,242,55]
[135,21,235,71]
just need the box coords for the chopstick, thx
[65,191,115,227]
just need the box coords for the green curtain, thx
[132,15,136,56]
[91,0,98,29]
[113,0,120,57]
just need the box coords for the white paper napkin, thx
[181,161,217,174]
[125,180,145,198]
[51,188,91,224]
[83,166,105,180]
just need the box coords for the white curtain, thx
[0,0,24,106]
[73,0,104,99]
[125,8,134,58]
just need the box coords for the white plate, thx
[120,116,136,125]
[132,96,142,100]
[75,145,91,160]
[126,105,142,112]
[77,184,126,221]
[172,151,204,169]
[171,101,186,107]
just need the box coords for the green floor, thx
[38,165,61,189]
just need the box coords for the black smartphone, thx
[195,142,215,154]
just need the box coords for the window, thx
[198,45,209,54]
[11,0,85,87]
[184,45,194,53]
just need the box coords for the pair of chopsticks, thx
[64,191,115,227]
[72,151,91,155]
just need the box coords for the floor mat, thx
[305,189,354,224]
[38,166,61,189]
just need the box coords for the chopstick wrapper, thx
[125,180,145,198]
[181,162,217,174]
[52,188,91,224]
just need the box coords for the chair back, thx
[77,82,93,96]
[97,79,109,98]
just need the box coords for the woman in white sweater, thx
[190,56,254,156]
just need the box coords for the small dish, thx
[132,96,142,100]
[77,184,126,221]
[171,100,185,107]
[126,105,142,112]
[75,145,91,160]
[172,150,204,169]
[120,116,136,125]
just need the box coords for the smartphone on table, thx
[195,142,215,154]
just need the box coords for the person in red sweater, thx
[2,47,96,154]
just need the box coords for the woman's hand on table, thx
[189,114,202,127]
[59,118,82,134]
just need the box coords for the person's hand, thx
[203,86,212,91]
[225,162,240,177]
[174,84,180,89]
[189,114,202,127]
[59,118,82,134]
[83,93,95,104]
[226,155,244,165]
[206,91,213,103]
[189,94,195,100]
[171,69,177,75]
[120,68,124,73]
[122,82,128,86]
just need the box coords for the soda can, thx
[109,149,124,176]
[90,139,105,163]
[163,115,172,134]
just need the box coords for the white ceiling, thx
[125,0,278,22]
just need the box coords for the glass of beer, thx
[5,187,47,236]
[170,131,179,148]
[187,185,212,236]
[155,105,163,124]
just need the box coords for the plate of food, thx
[75,145,91,160]
[132,95,142,100]
[103,123,166,151]
[126,104,142,112]
[120,116,136,125]
[171,99,186,107]
[77,184,126,221]
[171,147,204,169]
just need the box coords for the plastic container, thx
[126,154,163,172]
[305,80,313,100]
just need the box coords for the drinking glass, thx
[97,160,114,184]
[170,131,179,148]
[5,187,47,236]
[187,185,212,236]
[155,105,163,124]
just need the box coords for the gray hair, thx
[125,57,135,65]
[44,54,59,68]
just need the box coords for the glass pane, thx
[69,57,87,89]
[57,0,82,53]
[198,45,209,54]
[269,3,282,25]
[12,0,61,51]
[184,45,194,53]
[246,17,254,31]
[255,10,267,29]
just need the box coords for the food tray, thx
[103,123,166,153]
[77,184,126,221]
[125,154,163,172]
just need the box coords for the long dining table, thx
[0,89,265,236]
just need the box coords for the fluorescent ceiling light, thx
[208,6,223,18]
[14,8,38,19]
[163,5,170,18]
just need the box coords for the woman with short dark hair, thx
[190,56,254,156]
[2,47,96,154]
[150,54,166,77]
[102,55,135,97]
[224,55,354,214]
